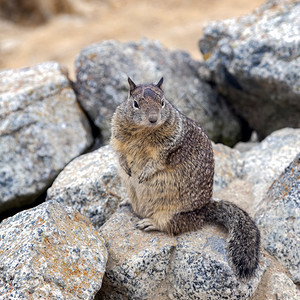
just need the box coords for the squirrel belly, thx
[110,77,260,279]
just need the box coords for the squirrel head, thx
[124,77,169,128]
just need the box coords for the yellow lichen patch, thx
[88,53,97,60]
[204,52,211,60]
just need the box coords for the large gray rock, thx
[46,143,242,230]
[96,206,265,300]
[255,153,300,284]
[199,0,300,139]
[0,200,108,299]
[241,128,300,209]
[47,145,127,230]
[251,254,300,300]
[261,272,300,300]
[75,39,243,145]
[0,62,93,212]
[212,142,242,192]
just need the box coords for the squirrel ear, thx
[128,77,137,93]
[156,77,164,89]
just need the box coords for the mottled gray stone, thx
[241,128,300,208]
[0,200,108,299]
[212,142,242,192]
[47,145,126,230]
[199,0,300,139]
[263,272,300,300]
[75,39,243,146]
[255,153,300,284]
[47,144,241,230]
[0,62,93,213]
[97,207,266,300]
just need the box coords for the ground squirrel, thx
[111,77,260,279]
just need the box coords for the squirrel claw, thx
[125,168,131,177]
[138,172,149,184]
[136,218,157,232]
[119,199,131,208]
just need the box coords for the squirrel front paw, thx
[138,170,152,184]
[119,199,131,208]
[119,155,131,176]
[124,166,132,177]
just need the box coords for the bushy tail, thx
[202,199,260,279]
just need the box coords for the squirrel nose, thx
[149,115,158,124]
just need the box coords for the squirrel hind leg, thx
[136,210,175,234]
[136,209,206,236]
[136,209,203,235]
[136,218,159,232]
[168,209,206,236]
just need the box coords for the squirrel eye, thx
[133,100,139,109]
[161,100,165,108]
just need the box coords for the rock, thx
[96,206,266,300]
[213,179,255,217]
[199,0,300,139]
[214,129,300,216]
[262,272,300,300]
[0,200,108,299]
[47,143,242,230]
[47,145,126,230]
[255,153,300,284]
[0,61,93,213]
[241,128,300,208]
[234,132,259,153]
[212,142,242,192]
[251,253,300,300]
[75,39,243,146]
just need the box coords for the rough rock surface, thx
[255,153,300,284]
[0,200,108,299]
[75,39,243,145]
[96,206,266,300]
[262,272,300,300]
[0,62,93,212]
[199,0,300,139]
[47,143,243,229]
[212,142,242,192]
[47,145,126,230]
[213,179,255,217]
[241,128,300,209]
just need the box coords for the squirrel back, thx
[111,77,260,279]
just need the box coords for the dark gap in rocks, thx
[218,92,253,145]
[238,116,253,142]
[223,67,243,91]
[0,189,47,223]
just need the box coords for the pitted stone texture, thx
[47,144,241,230]
[0,62,93,212]
[262,272,300,300]
[255,153,300,284]
[242,128,300,209]
[75,39,243,146]
[47,145,126,230]
[97,207,265,300]
[0,200,108,299]
[199,0,300,139]
[213,142,242,192]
